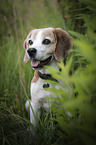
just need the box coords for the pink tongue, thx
[31,60,40,67]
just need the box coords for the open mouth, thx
[31,56,52,69]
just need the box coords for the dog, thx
[23,28,72,126]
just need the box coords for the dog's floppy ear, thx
[23,39,30,63]
[54,28,73,61]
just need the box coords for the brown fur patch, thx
[32,70,39,83]
[54,28,73,61]
[29,29,41,40]
[23,29,40,63]
[23,29,40,49]
[40,28,55,42]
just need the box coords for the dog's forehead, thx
[29,29,40,40]
[30,28,54,40]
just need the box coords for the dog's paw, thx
[25,100,29,111]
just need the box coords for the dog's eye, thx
[42,39,51,45]
[29,40,33,45]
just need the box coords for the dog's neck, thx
[39,59,59,74]
[38,59,59,82]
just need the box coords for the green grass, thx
[0,0,65,144]
[0,0,96,145]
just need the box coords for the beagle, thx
[23,28,72,126]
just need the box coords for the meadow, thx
[0,0,96,145]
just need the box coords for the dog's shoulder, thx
[32,70,39,83]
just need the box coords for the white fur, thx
[26,60,59,125]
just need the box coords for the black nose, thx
[27,48,37,58]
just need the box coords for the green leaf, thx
[74,39,96,64]
[69,30,84,39]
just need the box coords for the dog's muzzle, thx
[27,48,54,69]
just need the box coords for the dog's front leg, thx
[29,101,39,126]
[25,100,39,126]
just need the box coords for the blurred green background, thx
[0,0,96,145]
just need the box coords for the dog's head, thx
[23,28,72,69]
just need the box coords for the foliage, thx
[46,2,96,144]
[0,0,65,144]
[0,0,96,145]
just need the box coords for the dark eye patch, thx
[42,39,51,45]
[29,40,33,45]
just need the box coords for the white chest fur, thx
[31,78,53,103]
[25,60,59,125]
